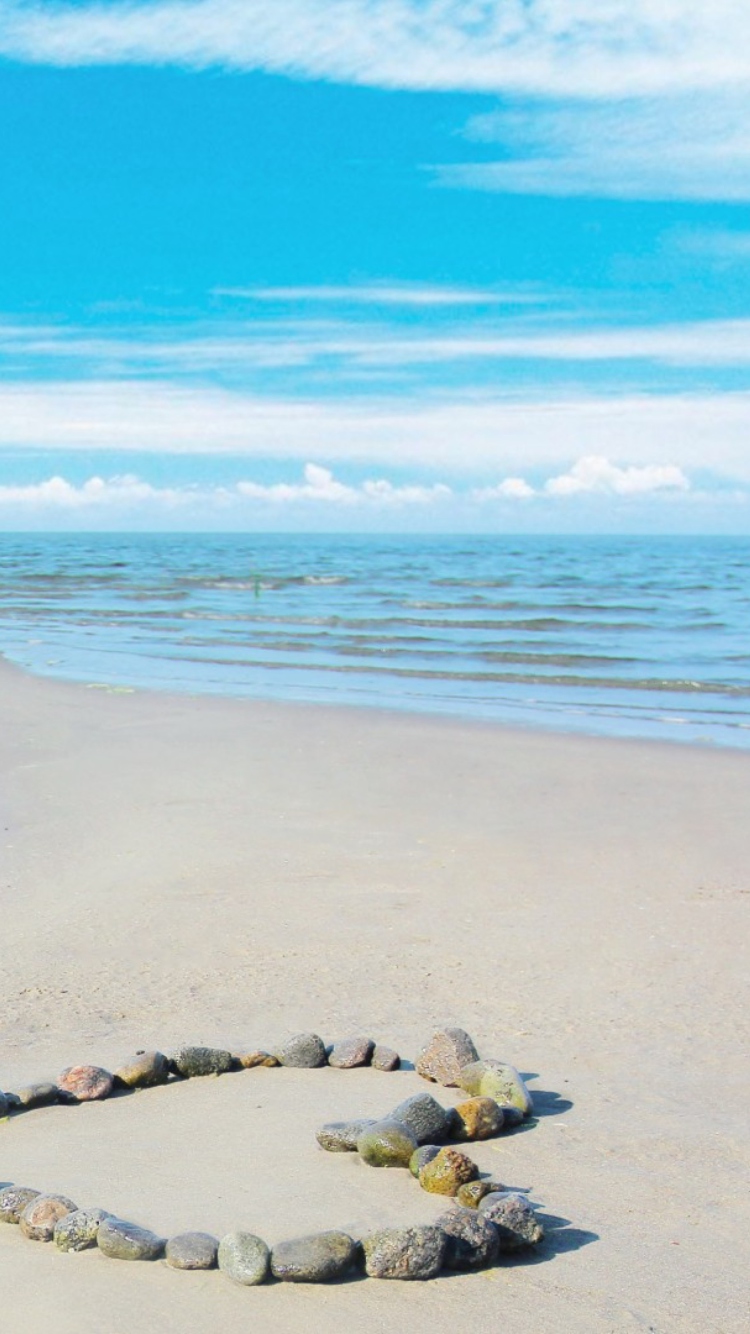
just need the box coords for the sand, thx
[0,655,748,1332]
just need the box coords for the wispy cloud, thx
[1,2,747,99]
[441,93,750,202]
[1,379,750,481]
[216,283,539,308]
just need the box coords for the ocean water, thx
[0,532,748,748]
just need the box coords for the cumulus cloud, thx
[0,474,194,508]
[474,476,535,500]
[237,462,451,505]
[545,456,690,497]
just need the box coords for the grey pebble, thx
[371,1045,401,1072]
[271,1230,358,1282]
[316,1118,375,1152]
[0,1091,9,1117]
[97,1217,166,1260]
[388,1091,450,1145]
[115,1051,171,1088]
[362,1225,447,1280]
[437,1207,500,1269]
[217,1231,270,1285]
[166,1231,219,1270]
[327,1036,374,1068]
[276,1033,327,1068]
[54,1208,109,1252]
[171,1046,233,1078]
[15,1083,59,1110]
[479,1192,545,1249]
[0,1187,41,1223]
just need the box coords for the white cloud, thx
[216,283,538,307]
[0,473,194,508]
[544,455,690,496]
[474,476,535,500]
[237,462,450,505]
[1,2,748,99]
[441,92,750,201]
[2,380,750,481]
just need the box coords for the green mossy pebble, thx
[408,1145,441,1178]
[217,1231,270,1285]
[452,1096,505,1141]
[456,1179,504,1209]
[54,1208,109,1252]
[457,1061,534,1116]
[271,1230,358,1282]
[357,1118,417,1167]
[418,1146,478,1196]
[362,1226,447,1280]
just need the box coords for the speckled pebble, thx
[0,1187,41,1223]
[388,1092,450,1145]
[171,1046,233,1078]
[437,1207,500,1270]
[362,1225,447,1280]
[479,1192,545,1249]
[166,1232,219,1269]
[57,1065,114,1102]
[415,1028,480,1087]
[20,1194,78,1242]
[418,1146,478,1196]
[276,1033,327,1068]
[371,1045,400,1071]
[452,1096,505,1141]
[54,1208,109,1252]
[217,1231,270,1285]
[327,1036,374,1068]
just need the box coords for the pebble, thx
[217,1231,270,1285]
[316,1118,375,1152]
[327,1036,374,1068]
[437,1207,500,1270]
[20,1194,77,1241]
[114,1051,171,1088]
[54,1208,109,1252]
[0,1187,41,1223]
[408,1145,441,1178]
[415,1028,480,1087]
[235,1051,279,1069]
[57,1065,114,1102]
[0,1091,9,1117]
[171,1046,233,1078]
[16,1082,59,1110]
[456,1179,504,1209]
[166,1232,219,1270]
[388,1091,450,1145]
[458,1061,534,1116]
[357,1119,417,1167]
[418,1146,478,1196]
[362,1225,447,1280]
[97,1217,166,1260]
[271,1230,358,1282]
[276,1033,327,1068]
[479,1192,545,1249]
[452,1097,505,1141]
[371,1045,400,1072]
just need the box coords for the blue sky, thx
[1,0,750,532]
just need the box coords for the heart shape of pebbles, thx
[0,1026,544,1285]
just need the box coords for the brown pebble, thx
[58,1065,114,1102]
[371,1045,401,1072]
[235,1051,280,1069]
[20,1194,77,1241]
[452,1097,505,1141]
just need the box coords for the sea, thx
[0,532,748,749]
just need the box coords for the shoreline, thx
[1,657,748,1330]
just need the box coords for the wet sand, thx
[1,657,748,1332]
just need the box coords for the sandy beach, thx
[0,656,748,1332]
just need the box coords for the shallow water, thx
[0,532,748,747]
